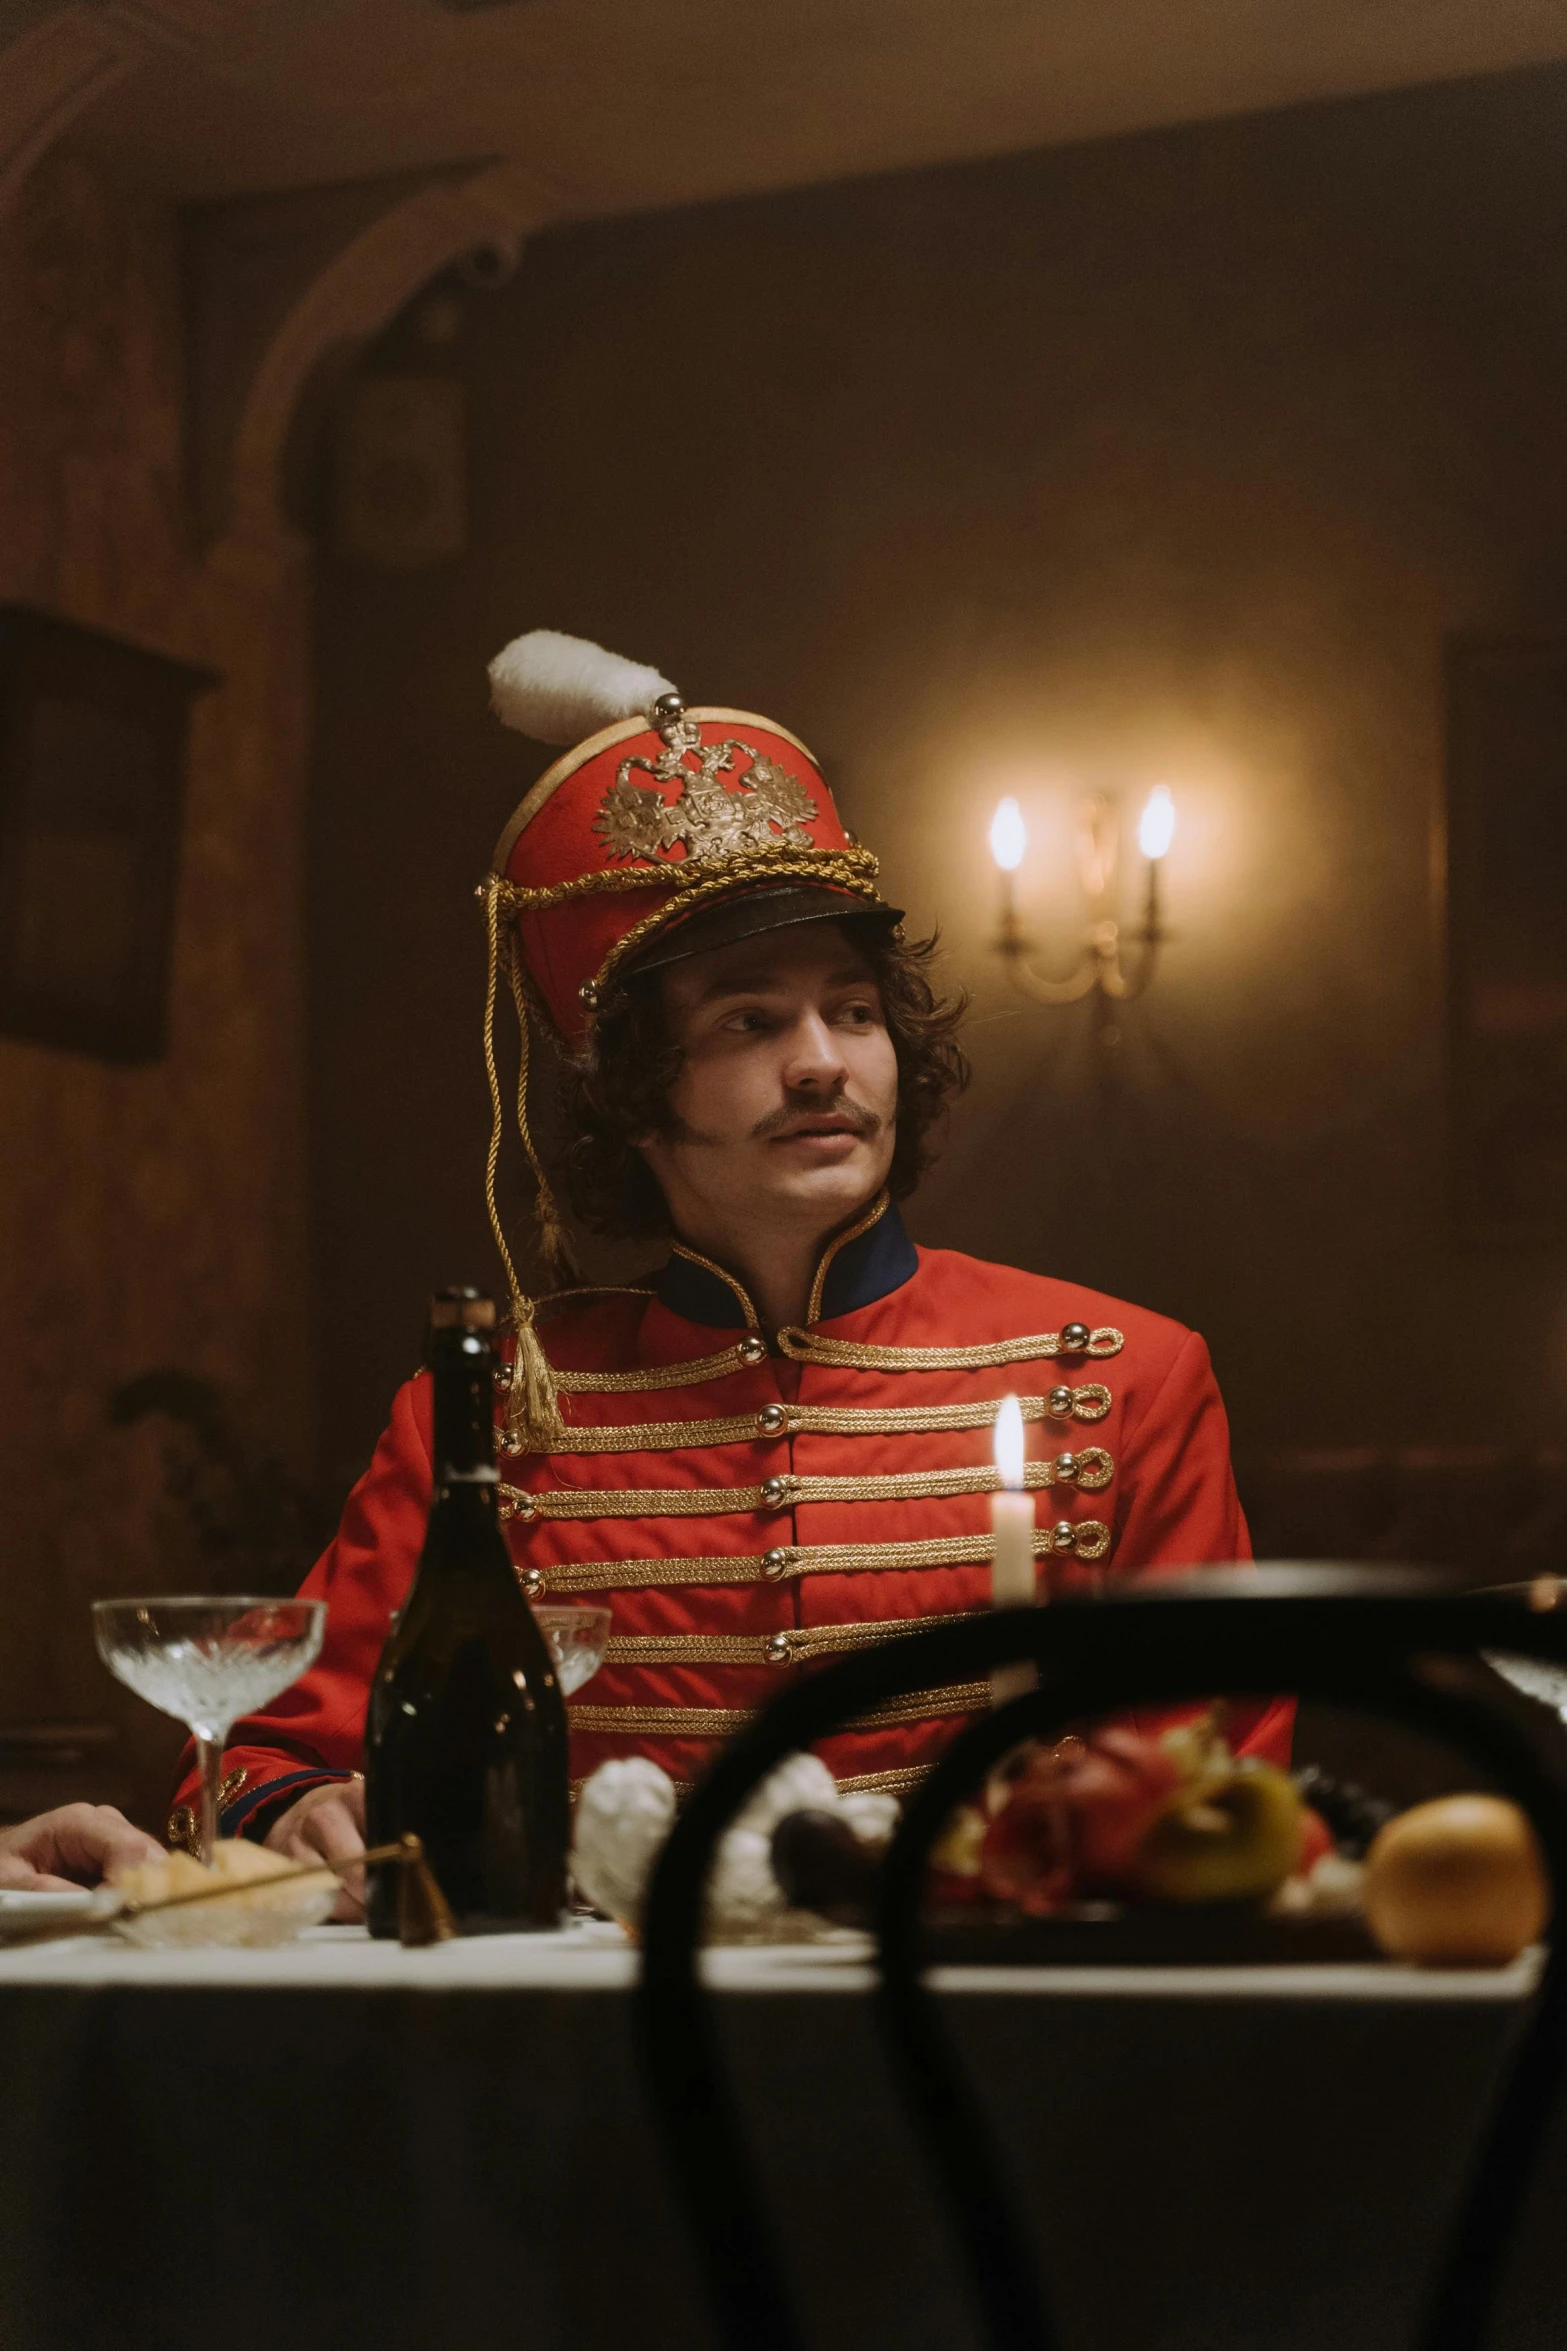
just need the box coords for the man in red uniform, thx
[171,631,1285,1888]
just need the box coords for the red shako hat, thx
[486,629,891,1048]
[476,629,896,1452]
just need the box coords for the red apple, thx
[978,1778,1074,1914]
[1067,1729,1184,1889]
[978,1727,1185,1911]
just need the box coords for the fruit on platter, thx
[1134,1761,1304,1905]
[968,1721,1308,1912]
[976,1728,1181,1913]
[1362,1795,1548,1967]
[1297,1805,1335,1876]
[1292,1765,1395,1861]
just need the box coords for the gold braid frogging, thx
[777,1326,1126,1370]
[515,1525,1109,1591]
[519,1389,1113,1453]
[604,1611,974,1666]
[569,1682,990,1738]
[499,1451,1113,1522]
[547,1345,767,1393]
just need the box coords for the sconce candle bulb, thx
[1138,784,1176,862]
[989,797,1027,873]
[988,778,1174,1029]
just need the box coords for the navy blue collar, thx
[655,1198,918,1331]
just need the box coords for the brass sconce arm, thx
[990,788,1172,1015]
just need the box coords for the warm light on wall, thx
[990,783,1175,1021]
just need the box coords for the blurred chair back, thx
[634,1568,1567,2351]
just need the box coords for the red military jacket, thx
[172,1198,1288,1842]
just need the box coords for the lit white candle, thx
[990,1394,1036,1608]
[990,1394,1037,1703]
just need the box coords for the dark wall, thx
[308,66,1567,1503]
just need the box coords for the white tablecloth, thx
[0,1924,1561,2351]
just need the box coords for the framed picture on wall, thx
[1446,630,1567,1243]
[0,605,217,1062]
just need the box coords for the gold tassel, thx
[480,877,566,1456]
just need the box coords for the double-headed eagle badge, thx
[594,735,817,865]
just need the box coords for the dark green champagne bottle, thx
[365,1288,568,1936]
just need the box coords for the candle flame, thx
[993,1393,1025,1490]
[989,797,1027,873]
[1137,783,1176,862]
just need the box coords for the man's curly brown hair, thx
[558,923,969,1240]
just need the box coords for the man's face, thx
[635,920,899,1246]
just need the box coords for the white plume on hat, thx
[487,628,678,748]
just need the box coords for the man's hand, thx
[0,1804,166,1893]
[265,1778,367,1920]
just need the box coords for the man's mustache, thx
[751,1095,883,1141]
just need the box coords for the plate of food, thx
[767,1714,1549,1971]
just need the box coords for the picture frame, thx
[0,604,218,1062]
[1446,630,1567,1244]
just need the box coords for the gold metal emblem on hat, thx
[595,733,817,865]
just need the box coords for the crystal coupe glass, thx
[533,1604,612,1697]
[93,1597,326,1862]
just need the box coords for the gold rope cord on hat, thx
[493,841,881,916]
[594,853,889,1012]
[481,876,566,1455]
[503,925,572,1281]
[491,846,886,1048]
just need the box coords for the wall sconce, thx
[990,784,1175,1015]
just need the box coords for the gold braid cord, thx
[534,1391,1113,1453]
[604,1610,974,1666]
[491,845,884,1041]
[777,1325,1126,1370]
[481,877,566,1456]
[836,1764,932,1798]
[547,1345,768,1394]
[494,844,881,916]
[505,927,571,1280]
[498,1451,1112,1523]
[569,1682,989,1739]
[518,1525,1107,1593]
